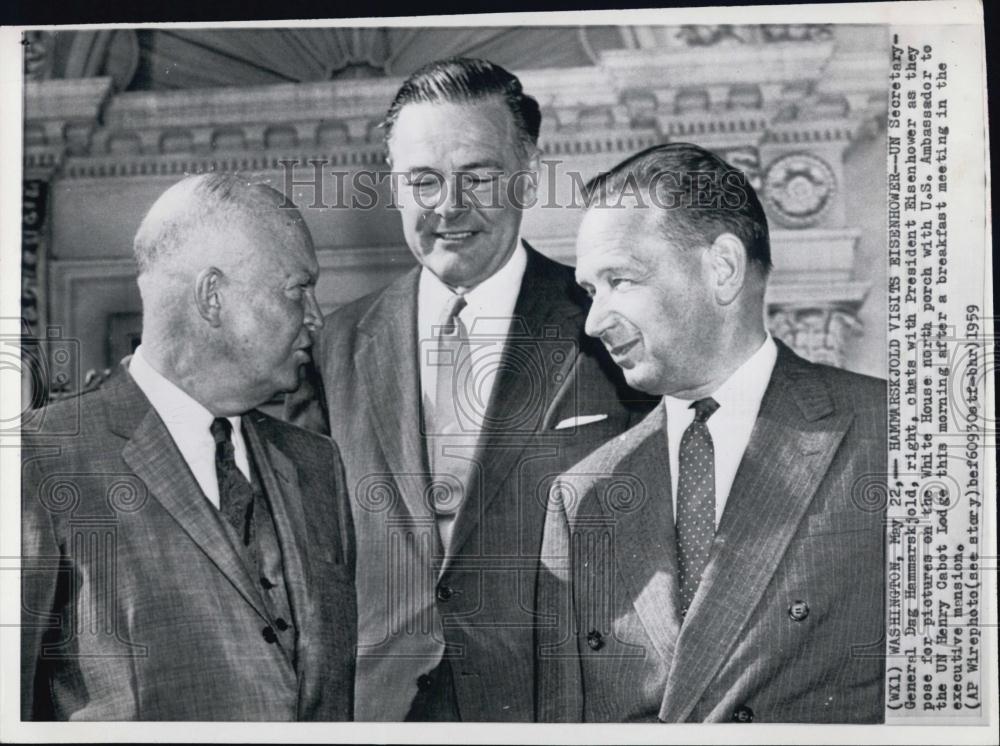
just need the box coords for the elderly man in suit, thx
[536,143,886,723]
[21,173,356,720]
[287,57,655,721]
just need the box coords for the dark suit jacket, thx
[21,370,357,720]
[537,342,886,723]
[286,244,656,721]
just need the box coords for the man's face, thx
[221,216,323,406]
[388,98,537,290]
[575,205,723,397]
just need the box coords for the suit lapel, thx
[113,375,270,622]
[606,407,685,665]
[357,268,433,519]
[658,344,853,722]
[242,414,318,717]
[444,246,583,567]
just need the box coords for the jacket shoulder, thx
[808,359,887,412]
[20,384,117,450]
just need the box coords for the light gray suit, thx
[21,369,357,720]
[536,342,886,723]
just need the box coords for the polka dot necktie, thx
[674,396,720,616]
[210,417,254,546]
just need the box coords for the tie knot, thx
[210,417,233,445]
[690,397,719,423]
[438,294,467,336]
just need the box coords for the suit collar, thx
[353,266,435,528]
[117,374,272,623]
[242,412,323,715]
[599,406,686,664]
[658,344,853,722]
[352,246,590,562]
[442,245,586,564]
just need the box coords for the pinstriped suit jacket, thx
[536,342,886,723]
[21,370,356,720]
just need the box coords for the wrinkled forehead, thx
[577,203,660,257]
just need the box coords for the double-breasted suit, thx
[287,244,656,720]
[536,342,886,723]
[21,371,357,720]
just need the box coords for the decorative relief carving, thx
[23,31,56,81]
[676,25,754,47]
[719,145,762,190]
[761,152,837,228]
[760,25,834,43]
[768,306,862,367]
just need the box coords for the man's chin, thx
[622,366,661,396]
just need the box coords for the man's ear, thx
[384,152,401,209]
[709,233,748,306]
[514,145,541,209]
[194,267,224,327]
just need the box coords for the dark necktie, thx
[211,417,254,546]
[674,396,720,616]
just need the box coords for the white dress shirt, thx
[417,239,528,431]
[662,335,778,527]
[128,345,251,509]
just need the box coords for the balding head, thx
[132,173,323,415]
[134,172,304,276]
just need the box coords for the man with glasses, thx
[287,57,655,721]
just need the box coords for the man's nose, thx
[303,288,324,332]
[584,292,612,339]
[433,176,470,218]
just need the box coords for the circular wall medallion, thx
[762,152,836,228]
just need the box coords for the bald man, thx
[21,174,356,720]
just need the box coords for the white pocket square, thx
[554,414,609,430]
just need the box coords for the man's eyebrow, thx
[596,258,648,276]
[455,160,505,171]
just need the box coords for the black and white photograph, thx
[0,2,993,742]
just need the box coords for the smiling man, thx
[536,143,887,723]
[286,57,655,721]
[21,173,356,720]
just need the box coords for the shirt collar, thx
[662,334,778,420]
[418,238,527,335]
[128,345,241,434]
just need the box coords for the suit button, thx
[732,705,754,722]
[788,600,810,622]
[586,630,604,650]
[274,617,290,631]
[417,674,433,691]
[262,625,277,644]
[436,585,454,602]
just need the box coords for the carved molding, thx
[23,31,887,173]
[32,28,888,375]
[768,306,864,368]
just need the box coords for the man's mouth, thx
[434,230,477,241]
[607,338,640,359]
